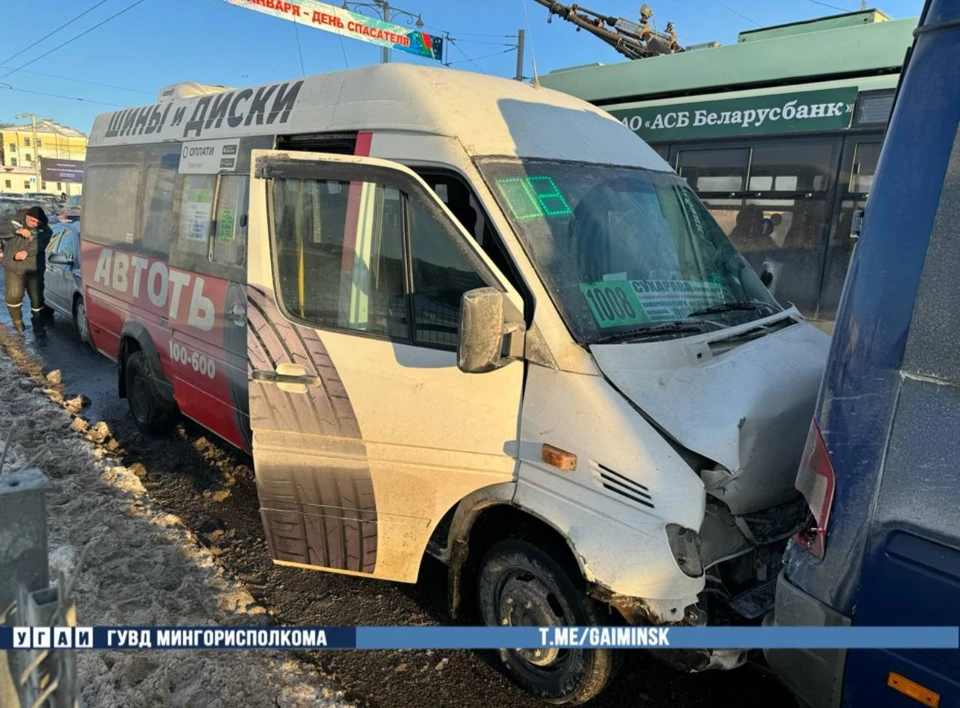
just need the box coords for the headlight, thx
[666,523,703,578]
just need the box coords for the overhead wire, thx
[442,34,486,72]
[808,0,852,11]
[0,0,150,83]
[334,23,351,68]
[0,0,110,67]
[450,38,518,47]
[293,16,307,76]
[0,83,128,108]
[435,31,516,38]
[445,47,517,66]
[707,0,762,27]
[0,65,153,96]
[521,0,539,83]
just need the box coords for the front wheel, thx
[477,539,620,705]
[125,350,177,434]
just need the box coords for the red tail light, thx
[794,419,835,558]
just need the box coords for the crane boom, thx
[530,0,682,60]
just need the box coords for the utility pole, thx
[15,112,40,191]
[380,1,391,63]
[342,0,425,64]
[515,29,525,81]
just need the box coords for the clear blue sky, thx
[0,0,923,133]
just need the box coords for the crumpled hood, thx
[590,314,830,515]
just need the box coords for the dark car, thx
[60,194,82,222]
[45,221,90,345]
[765,1,960,706]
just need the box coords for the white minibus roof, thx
[89,64,666,170]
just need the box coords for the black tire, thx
[73,296,91,348]
[124,350,177,434]
[246,287,377,573]
[478,540,620,705]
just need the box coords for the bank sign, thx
[225,0,443,61]
[610,87,859,142]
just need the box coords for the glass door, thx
[673,137,842,318]
[818,136,884,321]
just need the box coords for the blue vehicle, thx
[765,0,960,706]
[45,221,90,346]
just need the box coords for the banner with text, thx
[39,158,84,184]
[225,0,443,61]
[2,625,958,651]
[610,87,859,142]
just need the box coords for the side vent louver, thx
[596,463,654,509]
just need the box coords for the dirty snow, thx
[0,351,352,708]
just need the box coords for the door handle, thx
[252,363,320,394]
[225,303,247,326]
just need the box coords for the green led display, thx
[496,176,573,221]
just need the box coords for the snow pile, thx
[0,352,352,708]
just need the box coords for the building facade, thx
[0,119,87,196]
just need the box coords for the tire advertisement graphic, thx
[247,286,377,574]
[224,280,253,452]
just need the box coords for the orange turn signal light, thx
[888,671,940,707]
[541,444,577,471]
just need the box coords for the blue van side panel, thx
[783,3,960,615]
[850,374,960,656]
[840,358,960,705]
[845,527,960,707]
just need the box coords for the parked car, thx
[60,194,81,222]
[45,221,89,345]
[765,0,960,706]
[23,192,60,202]
[0,199,22,217]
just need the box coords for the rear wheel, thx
[125,350,176,434]
[73,296,91,347]
[478,539,620,705]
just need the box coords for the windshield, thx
[478,157,782,343]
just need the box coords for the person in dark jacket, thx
[2,206,52,331]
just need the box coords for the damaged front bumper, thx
[585,497,808,674]
[589,585,748,673]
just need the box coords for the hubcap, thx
[498,572,566,666]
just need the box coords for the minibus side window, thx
[408,199,486,348]
[178,174,217,258]
[211,175,249,267]
[416,171,515,285]
[84,164,141,248]
[141,163,177,258]
[272,177,406,338]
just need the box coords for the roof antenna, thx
[521,0,540,86]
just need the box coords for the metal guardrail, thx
[0,427,82,708]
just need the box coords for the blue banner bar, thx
[354,626,959,650]
[1,625,957,651]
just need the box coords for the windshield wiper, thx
[686,301,779,318]
[589,320,711,345]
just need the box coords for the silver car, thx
[45,221,90,345]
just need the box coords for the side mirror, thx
[48,252,73,266]
[458,287,524,374]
